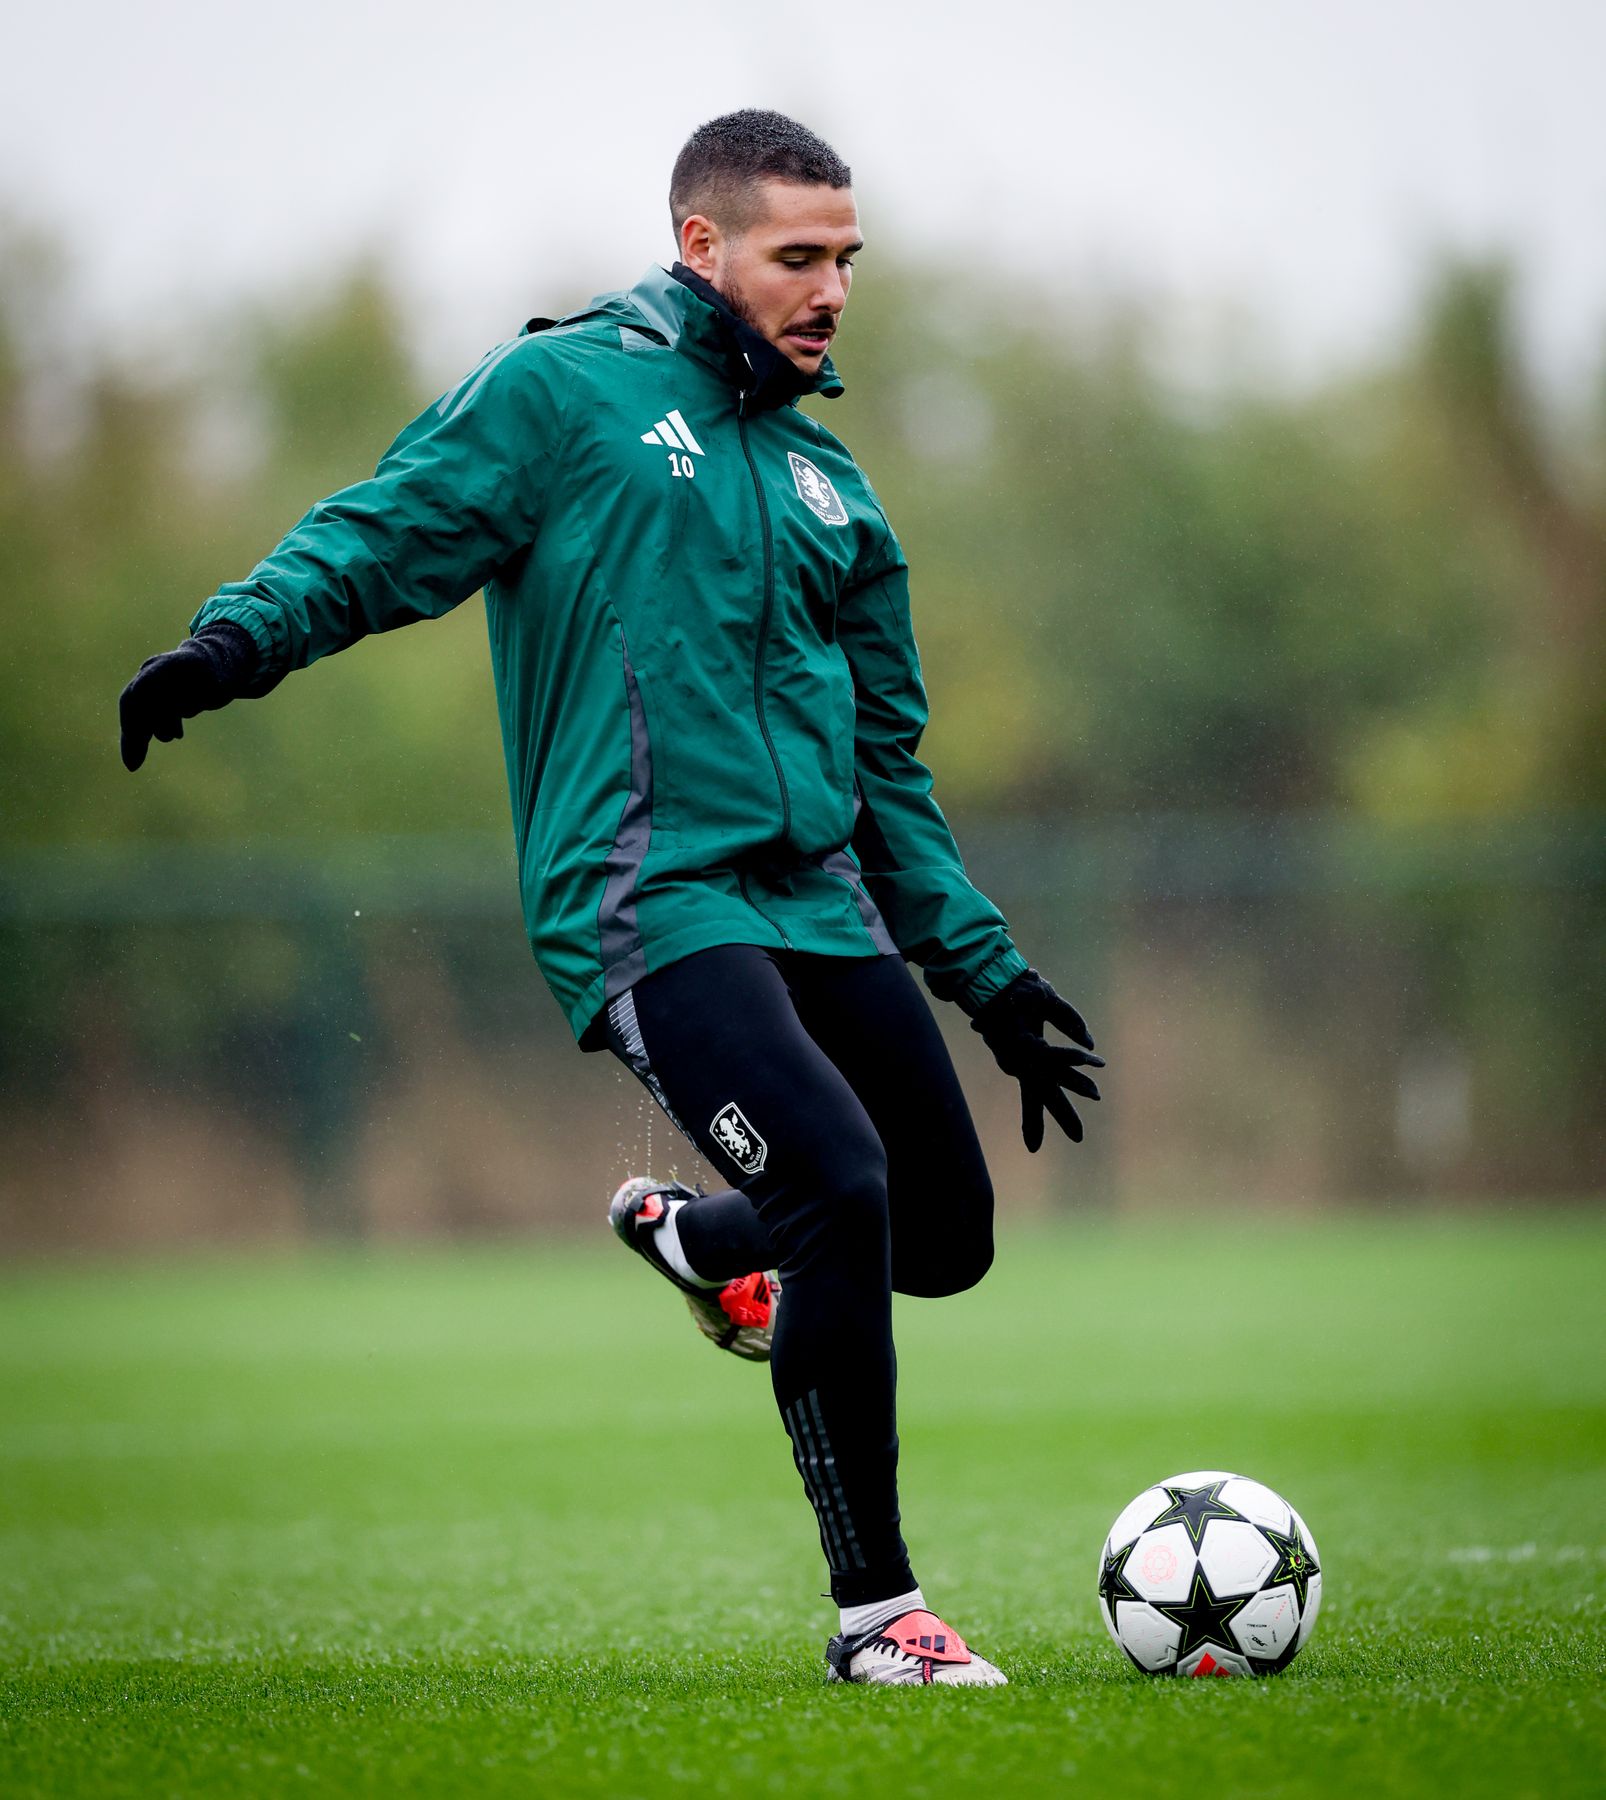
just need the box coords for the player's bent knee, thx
[891,1166,995,1296]
[952,1234,996,1294]
[897,1234,994,1298]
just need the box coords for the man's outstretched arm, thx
[118,334,573,770]
[837,555,1103,1148]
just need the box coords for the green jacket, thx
[193,266,1028,1044]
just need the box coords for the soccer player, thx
[117,110,1103,1687]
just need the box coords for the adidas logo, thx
[639,409,705,455]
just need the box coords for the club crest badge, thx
[787,452,849,526]
[710,1101,768,1174]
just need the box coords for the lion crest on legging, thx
[710,1102,767,1174]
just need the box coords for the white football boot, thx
[607,1176,779,1362]
[826,1610,1008,1687]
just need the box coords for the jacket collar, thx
[617,264,844,409]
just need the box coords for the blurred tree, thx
[0,257,508,847]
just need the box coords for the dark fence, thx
[2,812,1600,1253]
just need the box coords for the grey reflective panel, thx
[596,631,653,991]
[817,846,898,956]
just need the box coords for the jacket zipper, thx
[737,396,792,846]
[737,869,791,949]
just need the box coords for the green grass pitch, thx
[2,1214,1603,1797]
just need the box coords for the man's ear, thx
[678,213,723,281]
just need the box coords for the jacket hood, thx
[559,265,844,409]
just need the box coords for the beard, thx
[722,277,833,361]
[719,272,763,335]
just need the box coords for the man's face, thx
[680,181,862,372]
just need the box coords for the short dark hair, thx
[669,109,852,234]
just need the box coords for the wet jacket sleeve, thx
[837,555,1030,1014]
[190,337,572,678]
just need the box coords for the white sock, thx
[840,1585,925,1641]
[654,1200,721,1289]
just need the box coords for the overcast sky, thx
[4,0,1603,389]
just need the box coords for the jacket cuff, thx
[188,604,285,699]
[938,941,1031,1018]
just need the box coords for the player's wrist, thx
[189,620,260,691]
[947,943,1031,1018]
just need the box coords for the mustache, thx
[788,316,836,335]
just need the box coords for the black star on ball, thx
[1151,1566,1252,1662]
[1260,1520,1320,1612]
[1098,1541,1143,1618]
[1148,1480,1245,1546]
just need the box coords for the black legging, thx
[602,944,994,1606]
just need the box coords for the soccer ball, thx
[1097,1470,1322,1677]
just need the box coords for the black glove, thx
[118,622,261,771]
[972,968,1104,1152]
